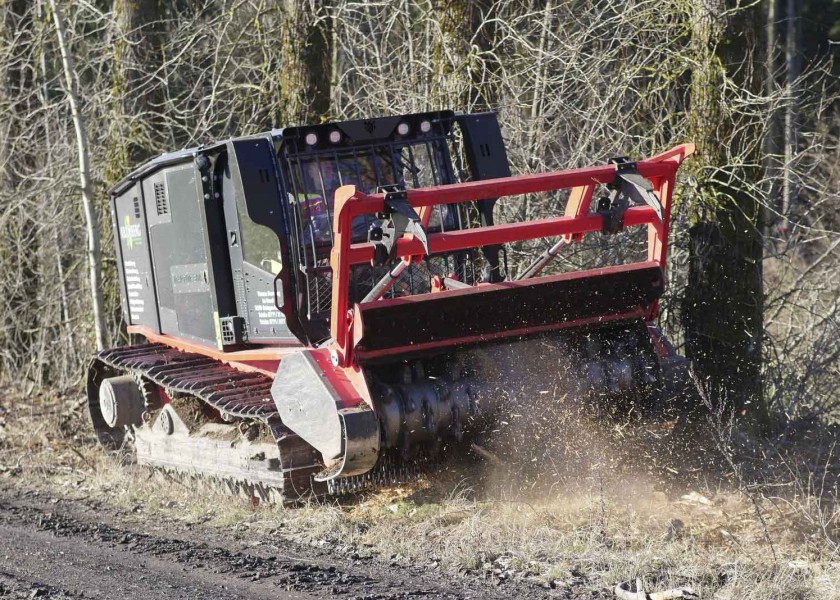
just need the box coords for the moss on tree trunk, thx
[278,0,332,125]
[432,0,498,111]
[684,1,767,427]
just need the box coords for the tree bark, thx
[432,0,498,111]
[278,0,333,125]
[109,0,164,180]
[684,0,766,426]
[49,0,106,351]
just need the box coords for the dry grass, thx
[1,386,839,598]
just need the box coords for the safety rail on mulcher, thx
[328,143,695,366]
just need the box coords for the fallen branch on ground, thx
[614,578,698,599]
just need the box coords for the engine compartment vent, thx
[154,182,169,216]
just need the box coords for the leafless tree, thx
[48,0,106,352]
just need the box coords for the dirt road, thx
[0,484,551,600]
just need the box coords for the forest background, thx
[0,0,839,430]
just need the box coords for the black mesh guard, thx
[277,113,479,340]
[353,262,664,360]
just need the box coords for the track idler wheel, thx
[99,375,145,428]
[86,359,136,449]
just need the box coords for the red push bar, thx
[344,206,659,265]
[328,143,694,366]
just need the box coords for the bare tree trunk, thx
[782,0,800,231]
[0,0,40,383]
[36,0,73,380]
[49,0,106,351]
[0,3,20,364]
[278,0,333,125]
[110,0,164,173]
[764,0,783,236]
[527,0,553,166]
[432,0,498,111]
[684,0,767,427]
[329,3,340,111]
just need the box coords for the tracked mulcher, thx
[88,111,694,502]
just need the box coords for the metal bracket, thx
[598,157,663,235]
[367,185,429,266]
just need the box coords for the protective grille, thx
[282,131,476,322]
[306,266,334,316]
[351,253,480,303]
[219,316,245,345]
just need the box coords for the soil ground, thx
[1,386,838,599]
[0,484,543,599]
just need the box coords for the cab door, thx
[219,137,301,344]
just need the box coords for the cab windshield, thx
[287,142,460,246]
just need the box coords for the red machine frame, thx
[328,143,694,368]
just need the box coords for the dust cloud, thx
[444,338,719,507]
